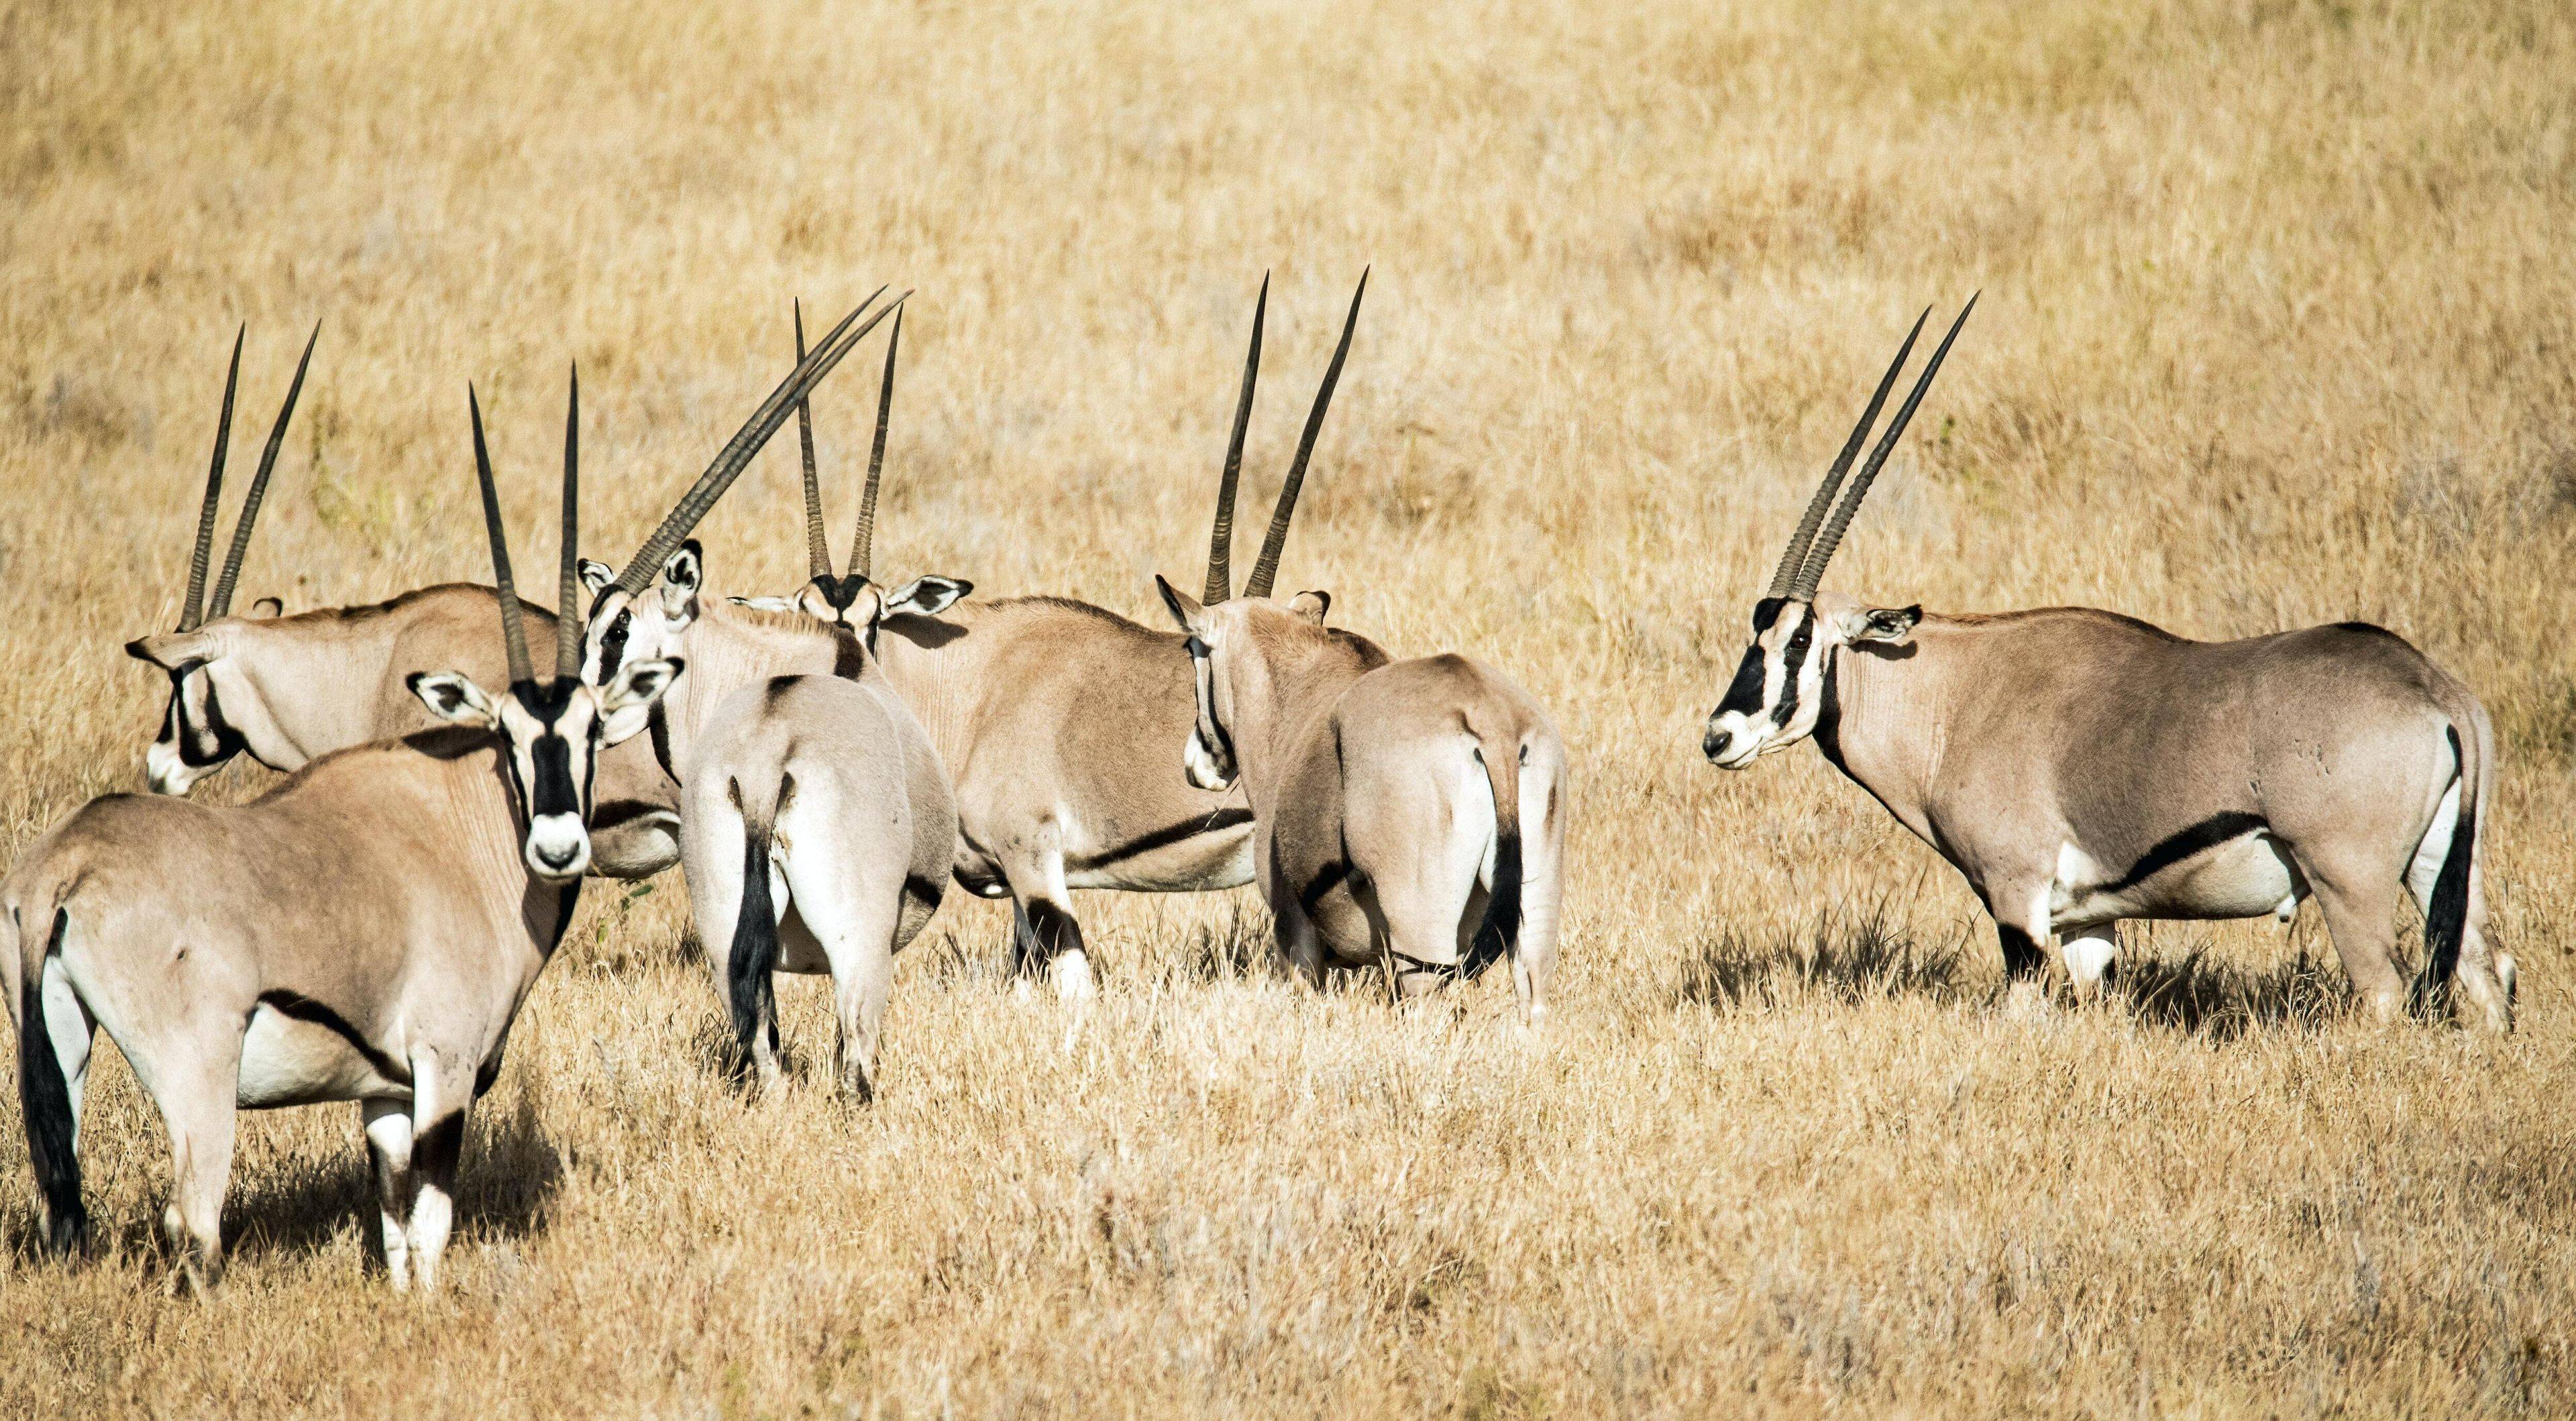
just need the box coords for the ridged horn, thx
[1243,268,1366,600]
[1790,294,1977,599]
[1764,308,1927,600]
[205,320,319,619]
[558,364,582,680]
[851,306,900,580]
[468,386,535,688]
[610,288,902,594]
[177,326,246,632]
[1205,274,1267,604]
[792,300,830,582]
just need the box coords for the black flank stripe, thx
[255,990,412,1086]
[1083,807,1257,869]
[2103,812,2269,894]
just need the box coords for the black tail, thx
[2410,727,2476,1018]
[19,909,87,1255]
[727,783,782,1073]
[1461,735,1524,982]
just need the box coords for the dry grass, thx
[5,0,2575,1413]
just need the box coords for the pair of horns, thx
[177,323,321,632]
[1203,270,1368,604]
[608,288,908,596]
[793,297,902,584]
[1764,296,1978,602]
[466,369,584,686]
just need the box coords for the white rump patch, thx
[2405,773,2463,916]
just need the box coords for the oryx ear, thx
[657,539,703,621]
[597,657,683,747]
[248,597,284,619]
[125,630,218,672]
[1154,575,1203,633]
[408,671,500,729]
[578,559,616,596]
[883,576,971,618]
[1289,590,1331,624]
[727,594,798,613]
[789,581,842,623]
[1835,604,1923,645]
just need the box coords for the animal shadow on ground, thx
[0,1080,564,1278]
[2109,939,2355,1041]
[1674,900,1972,1012]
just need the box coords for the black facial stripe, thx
[1186,645,1236,772]
[597,609,632,682]
[1768,623,1814,729]
[166,662,244,768]
[1713,646,1768,718]
[528,732,580,818]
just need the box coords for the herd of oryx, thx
[3,278,2514,1296]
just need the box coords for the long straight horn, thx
[1764,308,1927,600]
[792,300,830,582]
[1243,268,1366,600]
[851,306,900,580]
[558,364,582,680]
[177,326,246,631]
[612,287,904,594]
[469,386,535,688]
[205,320,319,619]
[1205,274,1267,604]
[1792,293,1977,599]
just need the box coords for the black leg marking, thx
[1995,921,2046,981]
[413,1112,466,1181]
[1023,899,1085,965]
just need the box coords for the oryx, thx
[122,299,895,876]
[8,372,680,1292]
[1700,299,2512,1031]
[1152,274,1569,1022]
[619,303,961,1098]
[588,297,1277,1004]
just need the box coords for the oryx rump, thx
[1155,274,1569,1022]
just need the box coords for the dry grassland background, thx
[5,0,2576,1414]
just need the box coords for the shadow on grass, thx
[2109,942,2351,1042]
[1676,907,2363,1042]
[1674,902,1972,1012]
[2,1081,564,1278]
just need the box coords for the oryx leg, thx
[361,1098,415,1291]
[775,838,901,1102]
[405,1054,476,1292]
[999,826,1093,1005]
[682,787,788,1089]
[1507,752,1568,1029]
[1273,886,1330,990]
[2404,775,2511,1032]
[2296,848,2408,1023]
[36,957,97,1155]
[1984,880,2057,1015]
[145,1026,240,1294]
[2059,923,2119,1005]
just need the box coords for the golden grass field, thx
[6,0,2575,1413]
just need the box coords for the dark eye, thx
[1786,627,1813,660]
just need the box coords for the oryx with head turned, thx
[1701,299,2511,1030]
[8,371,680,1293]
[582,300,957,1098]
[121,303,893,876]
[1153,273,1569,1022]
[590,295,1286,1006]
